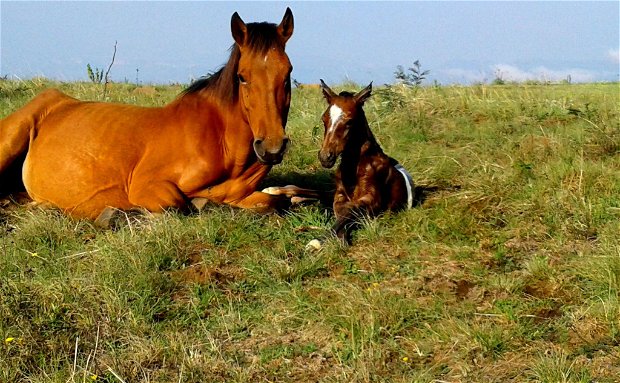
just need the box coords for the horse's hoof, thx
[94,207,117,229]
[191,198,209,211]
[291,196,318,205]
[261,187,280,195]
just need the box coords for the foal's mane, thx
[340,91,382,153]
[182,22,285,104]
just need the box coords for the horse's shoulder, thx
[365,152,391,173]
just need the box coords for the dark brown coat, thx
[319,80,414,244]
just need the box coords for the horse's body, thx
[318,80,414,244]
[0,9,294,222]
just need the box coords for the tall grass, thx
[1,79,619,382]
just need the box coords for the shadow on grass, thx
[264,169,458,212]
[0,152,26,198]
[263,169,336,208]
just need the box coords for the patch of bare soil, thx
[231,331,339,383]
[167,250,247,306]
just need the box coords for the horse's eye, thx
[284,77,290,88]
[237,74,247,84]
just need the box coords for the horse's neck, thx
[214,100,256,164]
[173,92,250,133]
[346,114,382,156]
[169,92,254,164]
[339,116,382,182]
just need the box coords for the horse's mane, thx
[183,22,285,104]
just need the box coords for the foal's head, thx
[318,80,372,168]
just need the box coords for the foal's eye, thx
[237,74,247,84]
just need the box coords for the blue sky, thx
[1,1,618,85]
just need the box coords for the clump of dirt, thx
[454,279,476,298]
[174,261,244,287]
[169,251,245,296]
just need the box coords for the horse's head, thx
[231,8,294,165]
[318,80,372,168]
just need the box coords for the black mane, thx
[182,22,285,104]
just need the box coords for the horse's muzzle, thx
[318,150,337,168]
[254,137,290,165]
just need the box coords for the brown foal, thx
[318,80,414,244]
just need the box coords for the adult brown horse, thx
[0,8,295,224]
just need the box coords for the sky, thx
[1,1,619,86]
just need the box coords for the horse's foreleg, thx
[191,178,291,213]
[228,190,290,213]
[261,185,322,204]
[128,181,192,214]
[332,193,381,245]
[332,204,358,245]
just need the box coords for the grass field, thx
[1,78,619,382]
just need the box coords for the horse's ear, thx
[354,82,373,104]
[320,79,336,103]
[277,7,294,44]
[231,12,247,47]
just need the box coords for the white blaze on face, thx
[328,105,343,134]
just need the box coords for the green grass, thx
[1,78,619,382]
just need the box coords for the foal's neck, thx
[339,110,382,170]
[342,111,383,162]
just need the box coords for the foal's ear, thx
[277,7,294,44]
[320,79,336,103]
[231,12,248,47]
[354,82,373,104]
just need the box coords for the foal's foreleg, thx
[332,203,361,245]
[332,194,380,245]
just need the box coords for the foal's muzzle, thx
[253,137,290,165]
[318,150,337,168]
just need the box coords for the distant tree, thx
[86,64,103,84]
[394,60,430,86]
[86,41,117,98]
[491,68,506,85]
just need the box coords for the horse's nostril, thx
[318,150,336,168]
[253,139,266,158]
